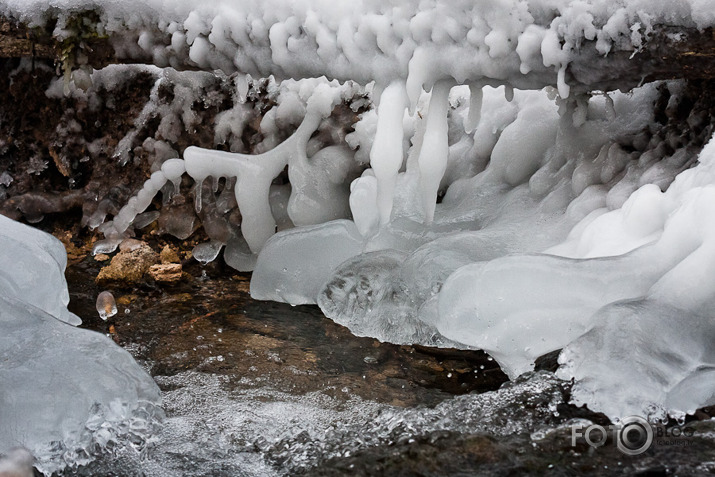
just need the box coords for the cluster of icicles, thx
[94,79,478,261]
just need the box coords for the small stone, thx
[148,263,183,282]
[116,294,138,306]
[94,253,110,261]
[96,242,159,285]
[160,244,181,264]
[0,447,34,477]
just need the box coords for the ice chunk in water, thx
[318,250,441,344]
[436,242,682,379]
[251,220,364,305]
[0,216,161,474]
[96,291,118,320]
[0,215,80,326]
[558,299,715,421]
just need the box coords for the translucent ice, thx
[558,298,715,421]
[96,291,118,320]
[0,216,161,474]
[251,220,364,305]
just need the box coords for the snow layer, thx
[0,215,161,474]
[1,0,712,96]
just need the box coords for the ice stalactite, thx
[183,112,318,253]
[464,83,483,133]
[417,80,452,224]
[369,81,408,227]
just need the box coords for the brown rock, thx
[116,294,138,306]
[148,263,183,282]
[160,244,181,264]
[96,242,159,285]
[94,253,110,262]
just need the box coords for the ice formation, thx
[2,0,715,422]
[95,290,117,320]
[0,215,161,474]
[4,0,714,96]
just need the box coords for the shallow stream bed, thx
[58,249,715,476]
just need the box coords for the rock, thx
[94,253,110,261]
[116,294,138,306]
[159,245,180,264]
[148,263,182,282]
[96,242,159,285]
[0,447,34,477]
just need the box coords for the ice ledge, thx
[0,2,714,96]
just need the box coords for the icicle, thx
[350,172,380,238]
[134,211,160,229]
[604,93,616,121]
[212,175,221,193]
[160,159,184,201]
[92,236,123,255]
[465,83,483,133]
[369,81,408,226]
[192,240,224,264]
[183,110,320,253]
[557,64,570,98]
[216,177,237,214]
[236,74,251,103]
[417,80,452,224]
[194,179,204,213]
[406,47,429,114]
[504,84,514,102]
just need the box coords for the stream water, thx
[58,254,715,476]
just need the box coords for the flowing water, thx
[58,255,715,476]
